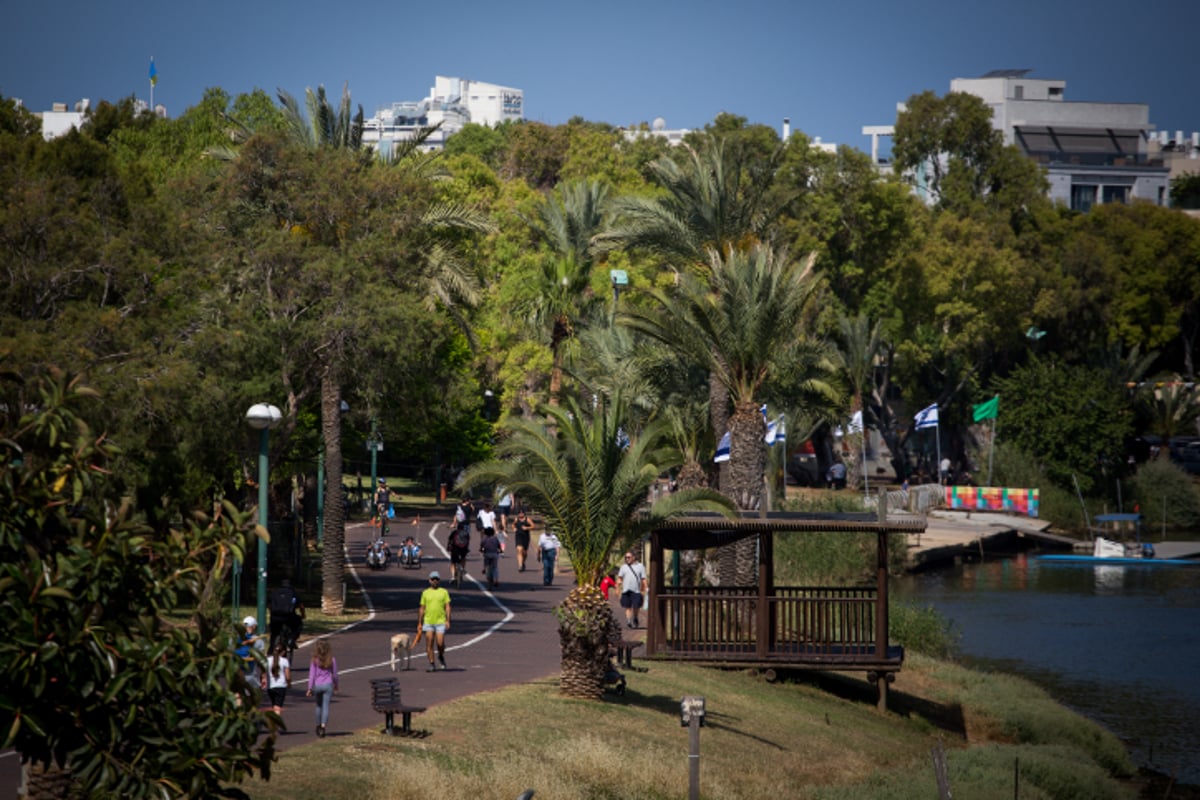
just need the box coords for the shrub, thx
[1129,457,1200,530]
[890,601,960,659]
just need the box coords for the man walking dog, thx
[417,570,451,671]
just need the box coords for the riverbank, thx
[244,654,1157,800]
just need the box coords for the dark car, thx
[787,440,821,486]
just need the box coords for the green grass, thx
[237,655,1139,800]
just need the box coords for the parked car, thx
[787,440,821,486]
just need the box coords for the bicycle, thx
[451,554,466,589]
[376,501,390,537]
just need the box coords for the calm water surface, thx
[894,554,1200,783]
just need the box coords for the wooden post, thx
[756,530,770,658]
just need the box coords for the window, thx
[1102,186,1128,204]
[1014,85,1024,100]
[1071,185,1097,212]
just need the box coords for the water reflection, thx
[895,558,1200,783]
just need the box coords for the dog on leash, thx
[390,632,419,671]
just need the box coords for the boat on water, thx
[1037,513,1200,566]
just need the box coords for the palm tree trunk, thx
[320,372,346,615]
[727,401,766,585]
[20,760,74,799]
[557,586,620,699]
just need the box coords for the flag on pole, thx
[714,431,731,463]
[847,409,863,434]
[972,395,1000,423]
[764,414,785,445]
[760,403,768,421]
[149,58,158,87]
[914,403,939,430]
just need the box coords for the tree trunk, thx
[726,401,766,585]
[20,760,74,799]
[320,372,346,615]
[557,586,620,700]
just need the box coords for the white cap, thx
[242,616,257,628]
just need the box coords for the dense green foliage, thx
[4,79,1200,790]
[0,366,273,797]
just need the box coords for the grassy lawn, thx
[237,655,1148,800]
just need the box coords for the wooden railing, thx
[656,585,881,659]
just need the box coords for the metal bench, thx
[369,677,428,737]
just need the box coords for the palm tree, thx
[276,83,364,150]
[459,393,732,699]
[836,313,884,489]
[621,244,826,581]
[598,136,789,492]
[520,179,612,404]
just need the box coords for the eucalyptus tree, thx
[459,392,732,699]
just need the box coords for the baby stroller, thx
[400,537,422,569]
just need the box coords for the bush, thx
[1129,457,1200,530]
[890,601,960,659]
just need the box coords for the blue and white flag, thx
[913,403,939,430]
[714,431,731,463]
[760,403,768,421]
[764,414,785,445]
[847,409,863,434]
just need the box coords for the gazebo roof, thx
[651,511,925,550]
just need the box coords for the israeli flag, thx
[764,414,785,445]
[714,431,732,463]
[847,410,863,434]
[914,403,939,430]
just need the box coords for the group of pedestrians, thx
[236,497,576,737]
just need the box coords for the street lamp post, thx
[246,403,282,631]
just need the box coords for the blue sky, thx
[5,0,1197,154]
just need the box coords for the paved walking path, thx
[273,512,573,747]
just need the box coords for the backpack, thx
[451,526,470,549]
[269,586,295,616]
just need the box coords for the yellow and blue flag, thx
[149,58,158,87]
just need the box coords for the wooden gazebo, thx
[643,509,925,710]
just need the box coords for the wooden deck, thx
[644,510,925,710]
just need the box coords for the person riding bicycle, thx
[448,511,471,577]
[374,479,392,531]
[400,535,421,565]
[268,579,303,653]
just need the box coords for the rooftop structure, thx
[362,76,523,155]
[864,70,1172,210]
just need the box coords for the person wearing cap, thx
[417,571,451,671]
[238,615,267,692]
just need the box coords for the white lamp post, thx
[246,403,282,630]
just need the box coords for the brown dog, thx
[390,632,419,671]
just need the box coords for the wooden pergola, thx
[643,510,926,710]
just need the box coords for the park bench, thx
[369,677,428,737]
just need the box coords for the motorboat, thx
[1037,513,1200,565]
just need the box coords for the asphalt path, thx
[274,513,570,745]
[0,513,572,798]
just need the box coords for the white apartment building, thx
[864,70,1172,210]
[362,75,523,154]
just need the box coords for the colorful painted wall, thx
[944,486,1039,517]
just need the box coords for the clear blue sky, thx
[5,0,1197,154]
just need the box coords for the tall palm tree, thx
[459,393,731,699]
[276,83,364,150]
[520,179,612,404]
[621,244,826,581]
[598,136,789,492]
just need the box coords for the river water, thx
[893,554,1200,784]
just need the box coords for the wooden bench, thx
[613,638,645,671]
[370,678,428,737]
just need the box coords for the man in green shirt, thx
[417,571,452,671]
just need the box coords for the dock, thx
[901,510,1070,569]
[900,509,1200,567]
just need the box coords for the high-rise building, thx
[362,76,523,155]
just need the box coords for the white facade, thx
[865,70,1171,210]
[363,75,523,155]
[621,117,690,146]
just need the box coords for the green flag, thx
[973,395,999,423]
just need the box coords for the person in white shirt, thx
[618,550,648,629]
[537,529,561,586]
